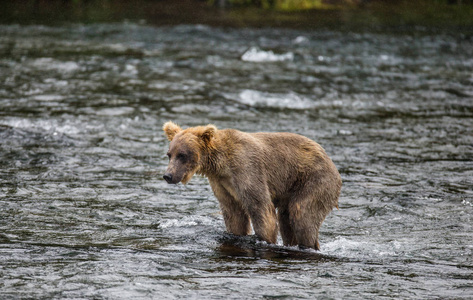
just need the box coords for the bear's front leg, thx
[238,185,278,245]
[209,180,251,236]
[249,203,278,244]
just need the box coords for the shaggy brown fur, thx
[163,121,341,250]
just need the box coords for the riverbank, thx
[1,0,473,32]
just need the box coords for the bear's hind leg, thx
[288,198,328,251]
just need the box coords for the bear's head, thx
[162,121,216,184]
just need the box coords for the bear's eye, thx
[177,153,187,162]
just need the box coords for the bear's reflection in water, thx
[216,234,339,261]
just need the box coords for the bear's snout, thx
[163,173,173,184]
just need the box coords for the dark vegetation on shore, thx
[1,0,473,32]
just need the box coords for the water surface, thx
[1,23,472,299]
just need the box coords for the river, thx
[1,23,472,299]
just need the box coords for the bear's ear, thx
[163,121,182,141]
[200,124,217,144]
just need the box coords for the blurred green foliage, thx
[210,0,473,11]
[212,0,331,10]
[1,0,473,31]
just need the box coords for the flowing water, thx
[1,23,472,299]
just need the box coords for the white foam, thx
[95,107,135,116]
[462,199,473,207]
[241,47,294,62]
[293,36,309,44]
[235,89,315,109]
[32,95,65,101]
[322,236,402,259]
[123,64,138,77]
[159,216,215,229]
[338,129,353,135]
[1,117,82,136]
[31,58,80,72]
[44,78,68,87]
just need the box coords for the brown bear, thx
[162,121,341,250]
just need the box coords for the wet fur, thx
[163,121,342,250]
